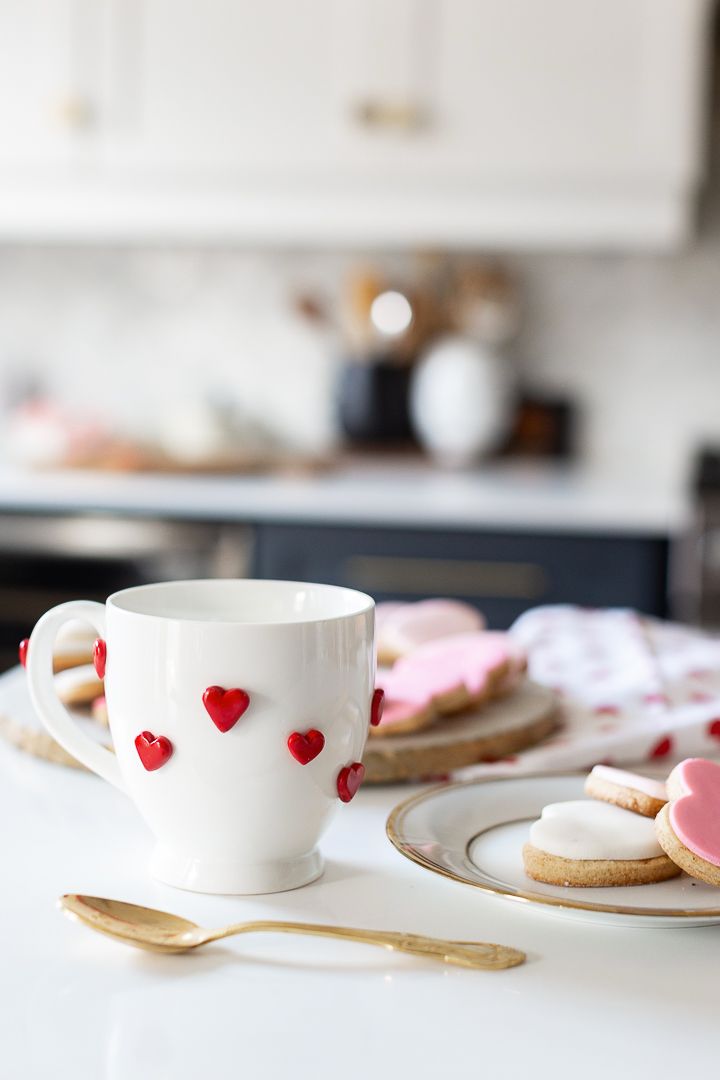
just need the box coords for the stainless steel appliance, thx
[0,513,252,670]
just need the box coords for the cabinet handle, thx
[352,100,427,131]
[344,556,548,599]
[53,94,95,132]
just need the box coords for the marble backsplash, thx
[0,227,719,489]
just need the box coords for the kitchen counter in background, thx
[0,461,688,535]
[0,460,691,664]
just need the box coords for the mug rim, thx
[107,578,375,627]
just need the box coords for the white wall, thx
[0,249,343,453]
[507,222,720,490]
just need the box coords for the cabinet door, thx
[424,0,707,183]
[0,0,105,172]
[253,524,669,628]
[100,0,347,174]
[0,0,710,245]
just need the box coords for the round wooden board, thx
[0,666,109,771]
[363,680,560,784]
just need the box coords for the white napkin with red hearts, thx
[456,605,720,780]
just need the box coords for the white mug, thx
[26,579,375,894]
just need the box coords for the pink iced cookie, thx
[375,603,408,634]
[376,599,485,663]
[656,758,720,885]
[372,631,524,737]
[482,632,527,694]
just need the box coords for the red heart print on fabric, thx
[202,686,250,732]
[370,688,385,727]
[707,719,720,740]
[135,731,173,771]
[337,762,365,803]
[643,693,668,706]
[93,638,107,679]
[18,639,28,668]
[287,729,325,765]
[649,736,673,759]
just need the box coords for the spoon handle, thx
[213,920,525,970]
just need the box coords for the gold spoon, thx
[59,894,525,971]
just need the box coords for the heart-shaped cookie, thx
[524,800,679,887]
[376,599,486,663]
[584,764,667,818]
[93,638,107,679]
[202,686,250,732]
[656,758,720,886]
[372,631,525,738]
[287,729,325,765]
[135,730,173,771]
[337,762,365,803]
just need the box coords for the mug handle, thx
[26,600,124,791]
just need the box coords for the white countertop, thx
[0,461,689,535]
[0,668,716,1079]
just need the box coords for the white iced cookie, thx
[55,663,103,708]
[376,599,485,664]
[585,765,667,818]
[52,619,96,672]
[523,800,680,887]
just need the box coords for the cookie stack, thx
[523,760,720,889]
[20,619,104,712]
[372,599,526,738]
[9,622,107,768]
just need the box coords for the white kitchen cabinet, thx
[0,0,713,248]
[0,0,85,170]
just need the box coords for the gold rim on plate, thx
[386,773,720,920]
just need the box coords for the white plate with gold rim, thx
[387,774,720,928]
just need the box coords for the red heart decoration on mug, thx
[370,688,385,727]
[202,685,250,732]
[287,729,325,765]
[337,762,365,803]
[18,638,29,668]
[135,730,173,771]
[93,638,107,679]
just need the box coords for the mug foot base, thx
[150,846,324,895]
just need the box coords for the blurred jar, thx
[336,354,414,444]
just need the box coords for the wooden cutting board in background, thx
[363,681,559,783]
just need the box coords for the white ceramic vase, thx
[410,336,511,467]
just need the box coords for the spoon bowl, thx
[59,894,526,969]
[61,894,207,953]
